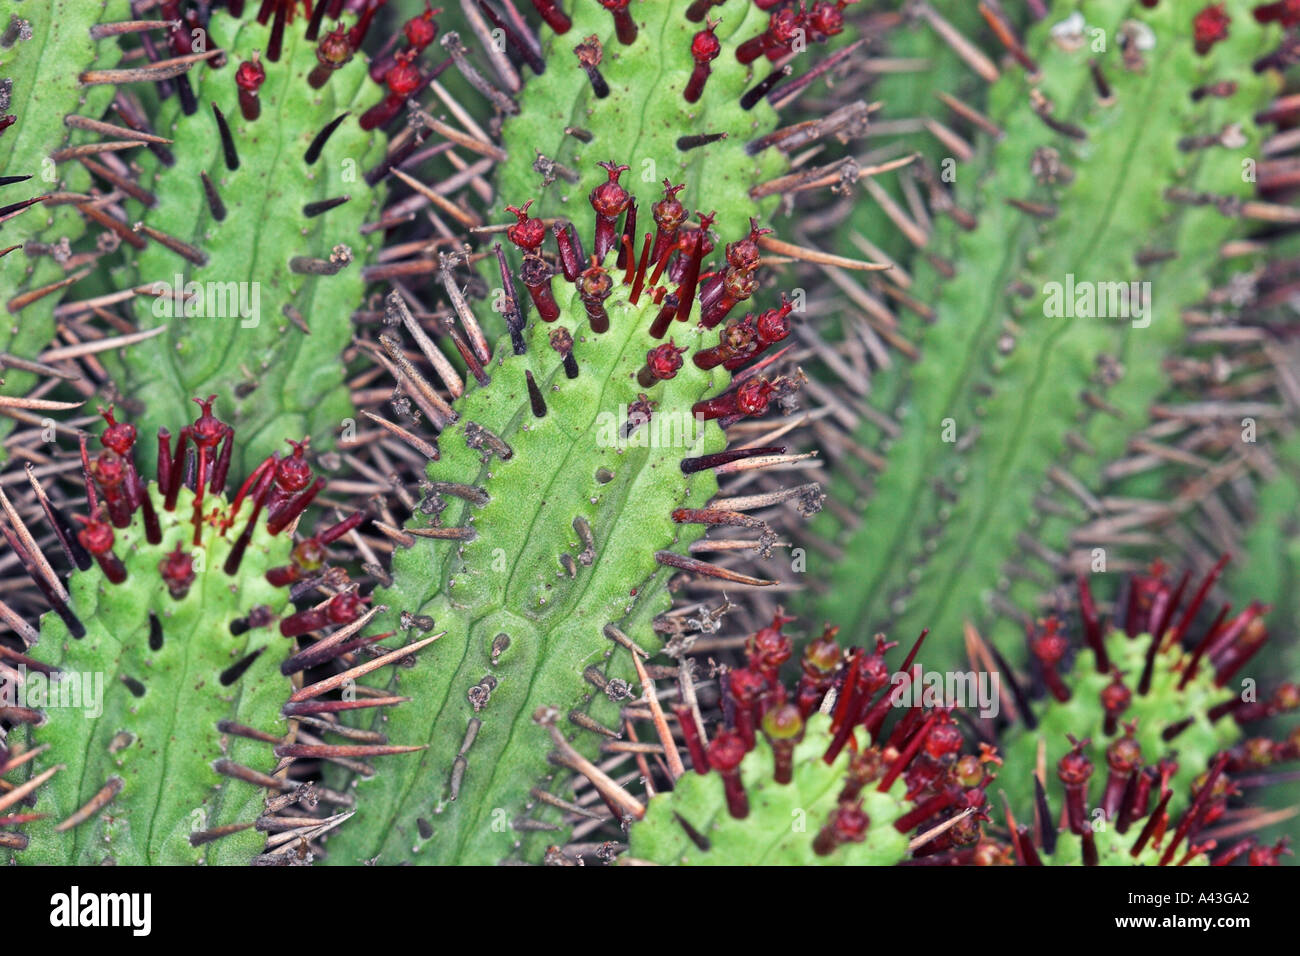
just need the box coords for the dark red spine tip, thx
[692,377,774,421]
[590,161,631,262]
[404,3,442,50]
[553,222,583,281]
[762,702,803,785]
[578,262,613,333]
[648,294,680,340]
[708,730,750,819]
[684,17,721,104]
[599,0,638,45]
[674,704,711,775]
[1057,737,1095,835]
[637,340,686,388]
[506,200,546,251]
[267,477,325,536]
[813,801,870,856]
[159,545,196,599]
[309,26,353,89]
[650,180,687,266]
[520,255,561,322]
[531,0,572,34]
[347,0,387,50]
[77,512,128,585]
[1194,4,1231,55]
[575,34,610,98]
[235,54,266,122]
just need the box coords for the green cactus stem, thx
[0,396,418,864]
[496,0,792,242]
[0,0,132,456]
[614,562,1297,866]
[313,0,871,866]
[802,0,1289,669]
[322,160,812,863]
[994,559,1299,866]
[625,615,1000,865]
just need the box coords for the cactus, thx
[609,559,1297,867]
[800,0,1294,669]
[494,0,789,241]
[109,3,389,473]
[0,2,424,476]
[630,712,967,865]
[2,0,858,868]
[831,1,1010,266]
[0,397,411,864]
[4,0,1297,872]
[324,186,805,864]
[997,559,1290,806]
[1009,735,1225,866]
[308,0,872,865]
[982,558,1298,866]
[625,616,999,865]
[0,0,133,455]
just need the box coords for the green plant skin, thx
[804,0,1278,665]
[495,0,784,243]
[112,11,387,476]
[1042,826,1199,866]
[628,714,911,865]
[0,0,130,451]
[325,275,731,865]
[999,629,1239,823]
[6,486,293,865]
[324,0,836,866]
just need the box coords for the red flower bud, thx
[505,200,547,251]
[1193,4,1230,55]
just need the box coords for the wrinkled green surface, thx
[496,0,784,243]
[6,484,293,865]
[629,714,911,865]
[0,0,130,453]
[326,0,827,866]
[806,0,1279,664]
[326,270,733,864]
[116,11,387,475]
